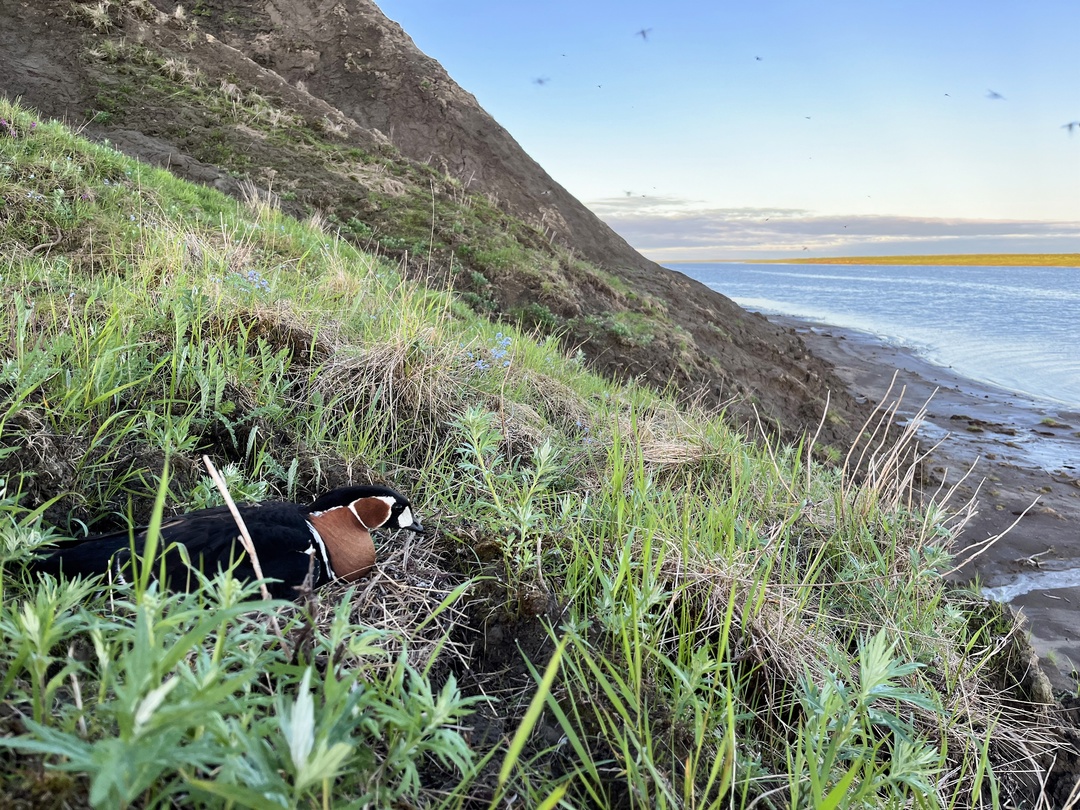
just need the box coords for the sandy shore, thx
[773,315,1080,690]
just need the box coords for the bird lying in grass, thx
[32,485,424,600]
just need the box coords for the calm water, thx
[665,262,1080,408]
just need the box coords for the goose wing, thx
[34,502,319,597]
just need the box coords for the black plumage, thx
[32,485,424,600]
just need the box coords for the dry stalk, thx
[201,455,291,658]
[750,402,799,502]
[804,388,830,494]
[68,643,88,738]
[944,497,1041,577]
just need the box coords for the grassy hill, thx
[0,0,877,455]
[0,100,1064,808]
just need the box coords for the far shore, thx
[669,253,1080,266]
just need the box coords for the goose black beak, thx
[410,521,426,535]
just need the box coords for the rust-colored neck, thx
[308,507,376,582]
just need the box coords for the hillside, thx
[0,0,873,453]
[4,2,1080,807]
[0,96,1076,808]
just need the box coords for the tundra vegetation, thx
[0,100,1062,808]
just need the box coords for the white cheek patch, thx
[398,506,414,529]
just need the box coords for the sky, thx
[375,1,1080,260]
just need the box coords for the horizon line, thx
[654,252,1080,267]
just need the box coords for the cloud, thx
[587,198,1080,260]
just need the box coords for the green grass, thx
[0,98,1062,808]
[59,15,710,406]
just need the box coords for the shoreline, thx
[772,314,1080,689]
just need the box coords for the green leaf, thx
[284,668,315,772]
[296,741,353,793]
[535,783,569,810]
[497,634,568,791]
[0,720,93,766]
[185,775,290,809]
[819,759,862,810]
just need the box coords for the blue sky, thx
[376,1,1080,259]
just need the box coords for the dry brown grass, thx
[287,529,474,678]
